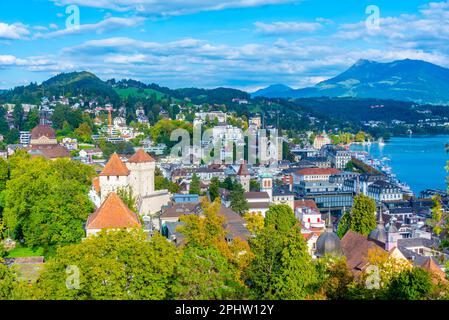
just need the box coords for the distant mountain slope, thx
[1,71,120,104]
[251,84,293,98]
[252,59,449,104]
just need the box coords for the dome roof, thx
[368,228,387,243]
[316,230,342,258]
[31,125,56,139]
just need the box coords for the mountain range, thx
[252,59,449,104]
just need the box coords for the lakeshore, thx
[350,135,449,194]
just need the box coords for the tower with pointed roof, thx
[127,149,156,198]
[99,153,131,203]
[385,221,401,251]
[237,161,250,192]
[96,149,170,219]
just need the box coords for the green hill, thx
[0,71,120,104]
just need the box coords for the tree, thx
[350,194,376,236]
[209,177,220,202]
[337,212,350,239]
[5,128,19,144]
[264,204,297,233]
[246,221,319,299]
[74,122,93,143]
[315,256,354,300]
[243,212,264,235]
[362,247,412,289]
[249,179,260,192]
[13,104,24,130]
[3,156,96,251]
[229,182,249,215]
[155,176,180,194]
[171,246,245,300]
[174,199,252,299]
[117,188,138,213]
[385,268,432,300]
[355,131,367,143]
[33,230,179,300]
[429,195,444,236]
[189,173,201,195]
[23,108,39,131]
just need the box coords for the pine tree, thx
[230,182,249,215]
[189,173,201,195]
[209,177,220,202]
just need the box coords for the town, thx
[0,90,448,300]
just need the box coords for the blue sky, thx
[1,0,448,90]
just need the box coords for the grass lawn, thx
[6,247,44,258]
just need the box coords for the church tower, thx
[237,161,250,192]
[260,173,273,202]
[126,149,156,199]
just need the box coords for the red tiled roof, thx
[128,149,155,163]
[237,161,250,176]
[86,192,141,230]
[296,168,341,176]
[28,145,71,159]
[341,230,385,276]
[294,199,319,211]
[99,153,130,176]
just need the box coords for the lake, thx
[350,135,449,195]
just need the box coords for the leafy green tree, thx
[0,108,10,136]
[74,122,93,143]
[264,204,296,233]
[189,173,201,195]
[5,128,19,144]
[429,195,444,236]
[246,215,319,299]
[33,230,179,300]
[23,108,39,131]
[315,257,354,300]
[385,268,432,300]
[350,194,376,236]
[337,212,351,239]
[0,158,9,193]
[3,156,95,251]
[229,182,249,215]
[171,246,245,300]
[174,199,252,299]
[221,176,235,191]
[117,188,137,212]
[51,105,82,131]
[209,177,220,202]
[13,104,24,130]
[249,179,260,192]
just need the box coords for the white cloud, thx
[52,0,299,16]
[254,21,323,35]
[0,22,30,40]
[35,16,146,38]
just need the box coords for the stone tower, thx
[237,161,250,192]
[126,149,156,199]
[99,153,130,203]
